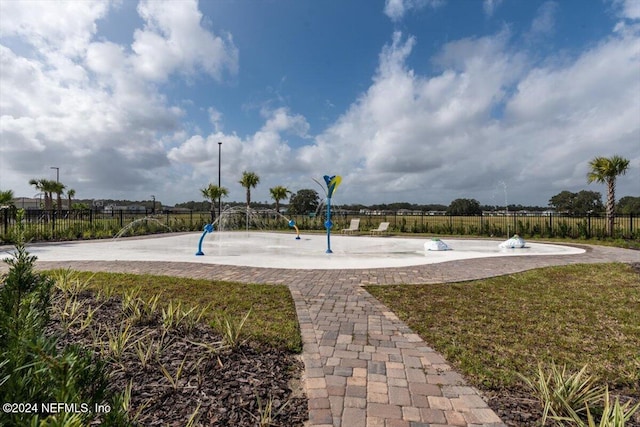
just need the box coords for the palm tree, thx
[0,189,14,207]
[29,178,48,209]
[201,183,228,223]
[239,171,260,207]
[51,181,66,216]
[269,185,291,214]
[67,188,75,211]
[239,171,260,231]
[30,178,59,212]
[587,155,630,236]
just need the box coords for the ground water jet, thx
[196,223,214,255]
[113,216,173,239]
[194,206,301,255]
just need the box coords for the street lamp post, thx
[218,142,222,219]
[50,166,59,182]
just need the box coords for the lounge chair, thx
[370,222,390,236]
[341,218,360,234]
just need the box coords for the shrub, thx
[520,362,639,426]
[0,210,134,426]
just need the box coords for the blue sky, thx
[1,0,638,207]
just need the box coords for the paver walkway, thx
[1,242,637,426]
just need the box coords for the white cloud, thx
[262,107,310,137]
[208,107,223,132]
[384,0,444,22]
[483,0,503,17]
[295,31,524,201]
[614,0,640,20]
[0,0,237,201]
[86,41,128,75]
[0,0,110,57]
[294,24,639,205]
[131,0,238,82]
[168,107,309,200]
[527,1,558,40]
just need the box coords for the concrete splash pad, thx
[5,232,585,270]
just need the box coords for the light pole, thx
[218,142,222,219]
[50,166,59,182]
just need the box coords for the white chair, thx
[370,222,390,236]
[341,218,360,234]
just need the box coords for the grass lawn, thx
[365,263,640,396]
[66,271,303,352]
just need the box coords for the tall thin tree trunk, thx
[607,179,616,236]
[246,190,250,231]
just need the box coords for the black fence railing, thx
[0,208,638,243]
[1,209,212,242]
[316,211,637,240]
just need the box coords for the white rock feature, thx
[499,234,526,248]
[425,238,451,251]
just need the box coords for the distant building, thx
[11,197,41,210]
[104,204,147,214]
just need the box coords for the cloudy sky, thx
[1,0,638,207]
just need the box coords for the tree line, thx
[0,155,634,237]
[192,155,634,238]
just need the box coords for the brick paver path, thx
[1,241,637,426]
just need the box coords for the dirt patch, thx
[45,290,308,426]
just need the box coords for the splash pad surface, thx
[6,232,585,270]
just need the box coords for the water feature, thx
[499,234,526,249]
[209,206,297,232]
[195,224,214,256]
[113,216,173,239]
[13,233,586,270]
[323,175,341,253]
[195,206,300,255]
[425,238,451,251]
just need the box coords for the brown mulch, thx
[45,290,308,426]
[484,388,544,426]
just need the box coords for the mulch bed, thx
[484,388,544,426]
[45,290,308,426]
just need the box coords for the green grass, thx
[51,271,302,352]
[365,263,640,395]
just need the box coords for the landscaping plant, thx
[521,362,639,426]
[0,210,133,426]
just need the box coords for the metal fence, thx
[1,208,638,243]
[312,211,638,240]
[1,209,212,242]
